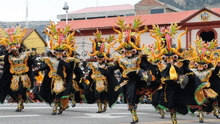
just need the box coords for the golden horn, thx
[89,37,96,53]
[112,42,124,51]
[87,51,99,57]
[129,41,144,50]
[113,25,122,43]
[67,30,75,45]
[103,53,114,61]
[136,26,148,47]
[177,27,187,51]
[172,48,185,57]
[204,57,212,63]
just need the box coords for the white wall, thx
[191,29,200,47]
[214,28,220,47]
[187,12,220,23]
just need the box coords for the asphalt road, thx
[0,103,220,124]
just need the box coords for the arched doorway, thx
[197,29,217,43]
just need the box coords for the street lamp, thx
[63,2,69,25]
[76,30,86,61]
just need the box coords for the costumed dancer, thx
[83,30,121,113]
[149,23,210,124]
[142,38,164,118]
[187,37,220,122]
[66,47,85,108]
[0,27,36,112]
[38,21,76,115]
[111,16,156,123]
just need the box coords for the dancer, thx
[38,21,77,115]
[83,30,121,113]
[187,37,220,122]
[0,27,36,112]
[112,16,157,123]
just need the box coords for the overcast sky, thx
[0,0,141,22]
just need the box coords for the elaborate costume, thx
[149,23,213,124]
[38,21,77,115]
[187,37,220,122]
[111,17,157,123]
[0,27,36,112]
[83,30,121,113]
[142,39,164,118]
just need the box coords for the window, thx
[151,8,164,14]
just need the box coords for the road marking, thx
[117,119,220,124]
[73,113,125,118]
[0,106,154,110]
[0,115,40,118]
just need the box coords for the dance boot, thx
[130,106,138,124]
[213,103,220,119]
[103,100,108,113]
[52,100,59,115]
[96,100,102,113]
[71,93,76,107]
[170,109,177,124]
[198,109,204,123]
[15,96,23,112]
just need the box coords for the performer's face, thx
[122,48,137,58]
[12,49,19,56]
[94,55,106,64]
[194,62,208,71]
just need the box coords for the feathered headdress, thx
[188,36,219,64]
[87,29,115,61]
[45,21,77,56]
[112,16,148,51]
[0,26,26,49]
[150,23,187,58]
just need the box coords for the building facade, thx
[57,6,220,59]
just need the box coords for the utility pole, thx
[25,0,28,28]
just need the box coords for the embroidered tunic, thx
[8,52,31,91]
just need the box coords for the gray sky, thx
[0,0,140,22]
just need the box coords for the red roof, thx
[22,29,35,40]
[69,4,134,14]
[57,8,220,30]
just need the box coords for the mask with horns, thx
[150,23,187,63]
[45,21,77,58]
[188,36,219,70]
[112,16,148,57]
[87,30,115,63]
[0,26,26,52]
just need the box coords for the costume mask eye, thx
[131,49,137,54]
[173,55,178,60]
[121,49,125,54]
[102,57,106,62]
[194,63,198,67]
[53,51,57,55]
[94,56,98,60]
[161,55,167,61]
[62,51,67,56]
[203,64,208,69]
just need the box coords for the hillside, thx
[0,21,51,41]
[158,0,220,10]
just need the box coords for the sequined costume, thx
[187,37,220,122]
[111,17,157,123]
[149,23,214,124]
[38,21,77,115]
[0,27,36,112]
[83,30,121,113]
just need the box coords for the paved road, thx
[0,103,220,124]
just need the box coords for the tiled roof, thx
[57,9,200,30]
[22,28,35,40]
[57,8,220,30]
[69,4,134,14]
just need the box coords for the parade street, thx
[0,103,219,124]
